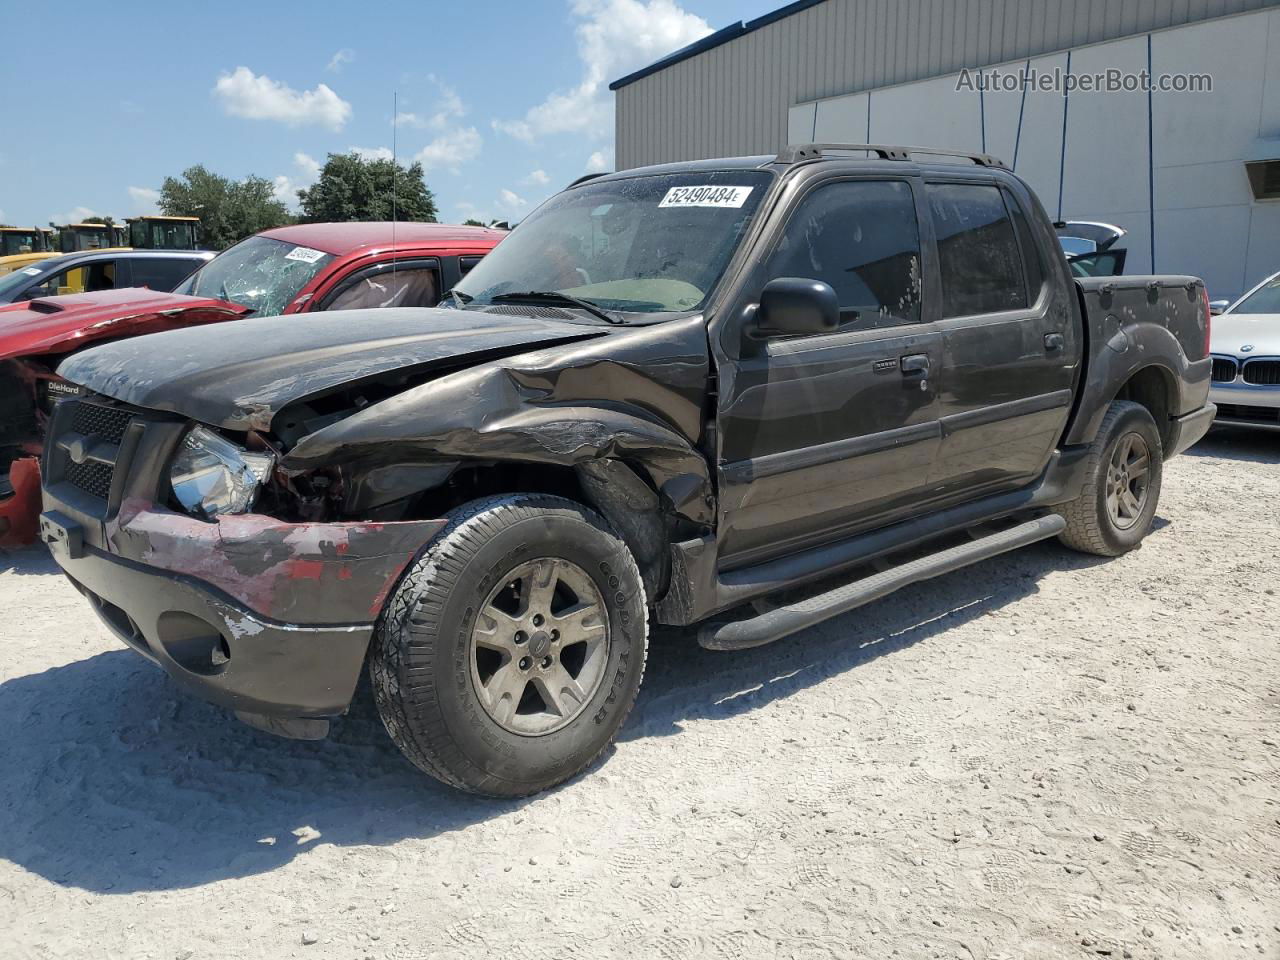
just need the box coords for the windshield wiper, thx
[490,291,624,325]
[446,289,473,308]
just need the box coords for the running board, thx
[697,514,1066,651]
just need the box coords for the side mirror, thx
[756,277,839,337]
[1208,299,1229,316]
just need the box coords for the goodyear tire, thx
[1056,400,1163,557]
[370,494,648,796]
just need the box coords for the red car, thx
[0,222,504,547]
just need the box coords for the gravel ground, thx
[1,429,1277,960]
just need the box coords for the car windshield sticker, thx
[21,267,42,276]
[284,246,326,263]
[659,185,754,209]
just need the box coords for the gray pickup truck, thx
[40,144,1214,796]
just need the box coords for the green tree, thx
[297,152,437,223]
[462,218,486,227]
[159,165,292,250]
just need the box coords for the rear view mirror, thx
[756,277,839,337]
[1208,299,1230,316]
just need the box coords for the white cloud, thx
[494,0,710,142]
[326,48,355,72]
[585,149,612,173]
[271,152,323,209]
[349,145,395,162]
[496,189,529,215]
[213,66,352,131]
[415,127,482,173]
[128,186,161,212]
[523,169,551,186]
[51,206,101,224]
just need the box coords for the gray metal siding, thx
[615,0,1278,169]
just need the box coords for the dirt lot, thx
[1,429,1277,960]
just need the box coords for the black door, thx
[714,176,944,569]
[922,180,1081,497]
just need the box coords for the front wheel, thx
[370,494,648,797]
[1056,400,1163,557]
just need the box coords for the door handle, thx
[900,354,930,376]
[1044,332,1065,352]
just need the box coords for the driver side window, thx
[764,179,922,328]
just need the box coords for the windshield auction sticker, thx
[284,246,326,263]
[659,185,754,208]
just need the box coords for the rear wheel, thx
[1056,400,1163,557]
[370,494,648,796]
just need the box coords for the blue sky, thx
[0,0,779,228]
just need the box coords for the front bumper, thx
[1209,382,1280,431]
[42,505,446,719]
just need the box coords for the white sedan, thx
[1209,270,1280,431]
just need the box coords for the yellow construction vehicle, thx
[57,222,119,252]
[126,215,201,250]
[0,227,57,277]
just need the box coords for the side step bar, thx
[697,514,1066,651]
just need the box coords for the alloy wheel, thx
[470,557,610,736]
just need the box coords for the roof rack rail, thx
[776,143,1006,168]
[567,172,607,188]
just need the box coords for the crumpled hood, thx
[57,306,607,431]
[1211,312,1280,356]
[0,289,247,360]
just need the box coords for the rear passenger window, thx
[926,182,1027,317]
[131,258,200,292]
[765,179,922,327]
[1003,190,1046,301]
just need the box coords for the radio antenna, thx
[391,91,398,284]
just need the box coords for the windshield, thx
[1232,275,1280,315]
[1,232,41,256]
[175,235,334,316]
[454,170,772,316]
[0,263,51,301]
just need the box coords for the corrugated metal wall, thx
[614,0,1279,169]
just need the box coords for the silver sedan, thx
[1209,270,1280,431]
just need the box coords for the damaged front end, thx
[39,395,445,728]
[42,308,714,728]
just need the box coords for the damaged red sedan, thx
[0,222,504,547]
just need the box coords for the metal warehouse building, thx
[611,0,1280,301]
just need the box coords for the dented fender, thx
[283,315,715,525]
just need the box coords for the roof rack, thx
[776,143,1006,168]
[567,172,607,188]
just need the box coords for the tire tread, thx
[1056,400,1161,557]
[369,494,647,796]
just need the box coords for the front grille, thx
[1211,357,1238,382]
[50,399,141,507]
[1216,403,1280,423]
[1242,359,1280,385]
[70,401,134,443]
[64,460,115,499]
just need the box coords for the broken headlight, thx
[169,425,275,519]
